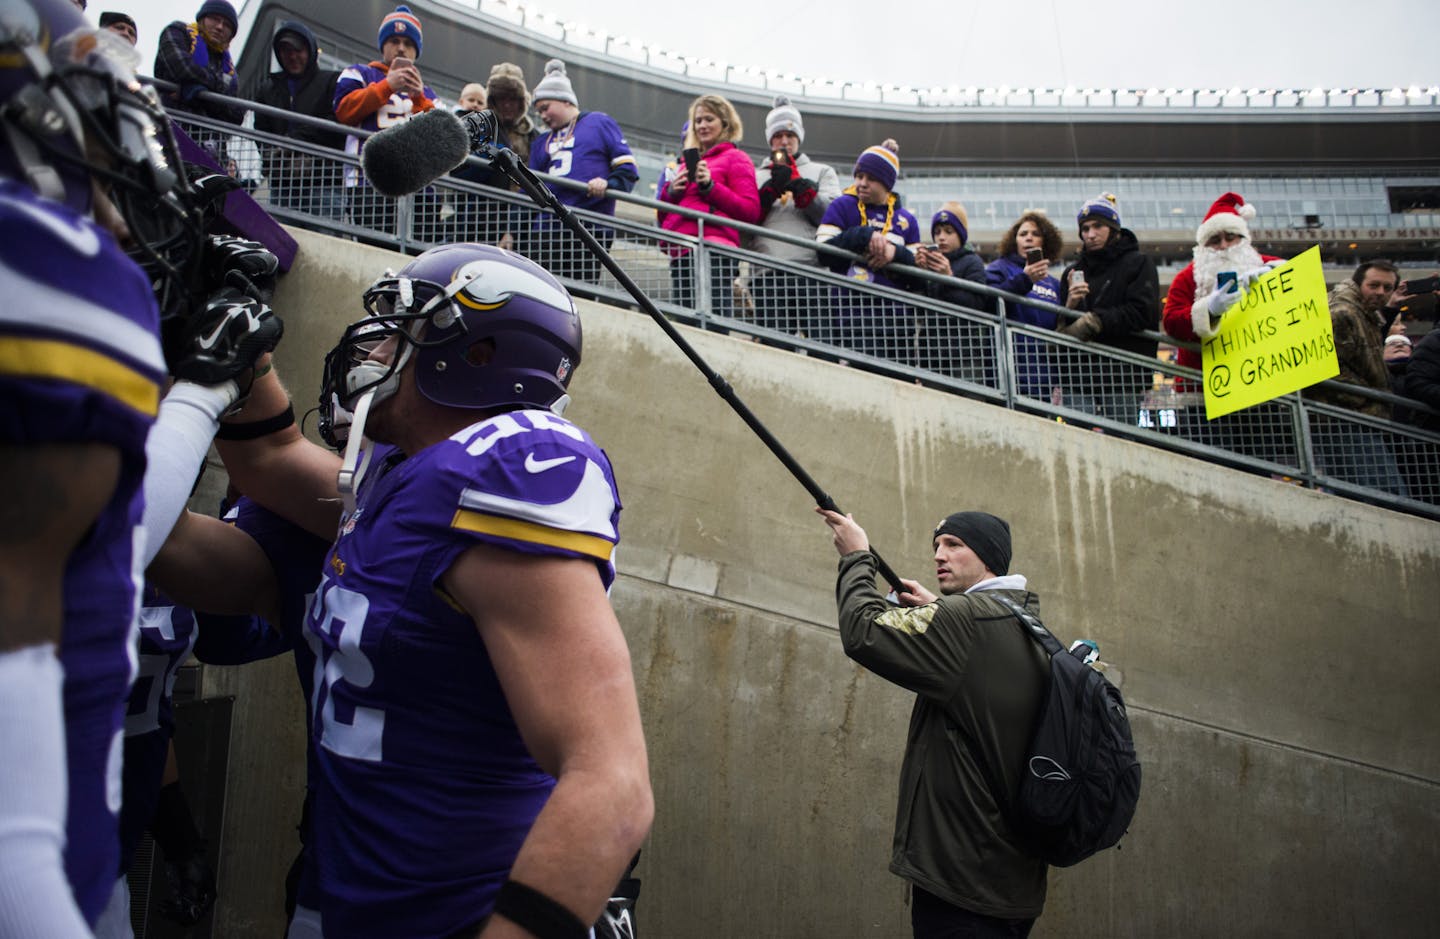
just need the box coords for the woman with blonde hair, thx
[658,94,761,318]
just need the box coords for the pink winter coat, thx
[658,141,761,253]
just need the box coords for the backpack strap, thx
[993,593,1064,658]
[946,591,1047,825]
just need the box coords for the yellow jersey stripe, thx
[0,335,160,417]
[451,508,616,561]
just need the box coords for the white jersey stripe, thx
[458,457,619,542]
[0,255,165,374]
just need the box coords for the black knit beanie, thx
[932,511,1012,576]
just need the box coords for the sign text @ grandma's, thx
[1202,245,1338,419]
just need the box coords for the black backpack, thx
[995,596,1141,867]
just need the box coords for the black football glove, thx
[161,850,218,926]
[169,287,283,388]
[204,234,279,302]
[186,169,243,227]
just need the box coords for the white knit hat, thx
[764,95,804,144]
[532,58,577,106]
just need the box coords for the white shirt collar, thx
[965,573,1028,594]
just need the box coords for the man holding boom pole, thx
[816,507,1049,938]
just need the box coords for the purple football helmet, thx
[326,243,583,425]
[1,0,204,321]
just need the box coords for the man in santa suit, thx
[1161,192,1286,455]
[1163,191,1286,378]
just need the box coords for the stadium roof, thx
[240,0,1440,173]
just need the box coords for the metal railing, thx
[167,100,1440,521]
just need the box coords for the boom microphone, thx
[458,108,498,151]
[360,108,471,198]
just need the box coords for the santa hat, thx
[1196,191,1256,245]
[532,58,578,107]
[932,202,969,244]
[378,5,423,58]
[854,139,900,191]
[765,95,804,144]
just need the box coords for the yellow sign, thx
[1201,245,1338,419]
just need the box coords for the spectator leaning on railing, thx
[912,202,987,308]
[1162,192,1283,384]
[748,95,840,336]
[153,1,243,164]
[525,59,638,284]
[1159,192,1284,453]
[1303,259,1412,496]
[816,139,921,360]
[333,4,436,240]
[249,20,345,220]
[986,211,1064,400]
[659,93,761,319]
[1057,192,1160,423]
[449,62,537,248]
[910,202,991,381]
[1309,260,1411,420]
[1400,325,1440,434]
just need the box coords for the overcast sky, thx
[114,0,1439,93]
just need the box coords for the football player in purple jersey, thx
[172,244,653,938]
[1,2,280,932]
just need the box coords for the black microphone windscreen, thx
[360,108,471,198]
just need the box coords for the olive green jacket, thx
[835,551,1049,918]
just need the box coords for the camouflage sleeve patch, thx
[875,603,939,636]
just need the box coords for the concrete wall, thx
[199,229,1440,937]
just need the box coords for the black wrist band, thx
[215,403,295,440]
[492,879,588,939]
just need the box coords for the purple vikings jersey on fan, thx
[306,409,621,938]
[528,111,638,213]
[333,63,437,189]
[0,179,165,923]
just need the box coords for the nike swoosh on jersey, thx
[2,189,102,257]
[524,453,578,473]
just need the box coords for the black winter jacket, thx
[1059,228,1160,358]
[1400,328,1440,432]
[249,21,345,178]
[915,246,990,313]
